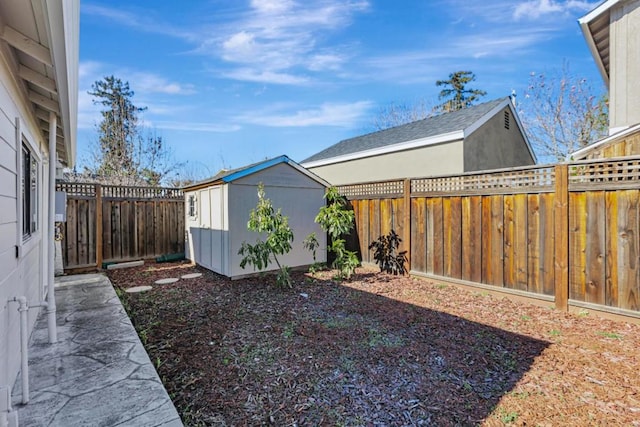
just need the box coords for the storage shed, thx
[184,155,328,278]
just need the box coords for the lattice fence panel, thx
[101,185,184,199]
[569,157,640,191]
[338,180,404,199]
[411,166,555,196]
[56,182,97,198]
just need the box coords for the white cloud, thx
[210,0,369,83]
[250,0,295,14]
[82,4,196,41]
[223,68,310,85]
[151,121,241,132]
[236,101,374,127]
[128,72,196,95]
[513,0,596,20]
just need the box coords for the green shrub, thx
[309,187,358,280]
[238,183,294,287]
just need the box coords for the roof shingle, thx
[302,97,508,164]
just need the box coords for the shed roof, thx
[578,0,620,85]
[183,155,329,191]
[301,97,528,167]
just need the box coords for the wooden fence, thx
[338,156,640,318]
[56,182,185,271]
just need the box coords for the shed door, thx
[198,189,212,269]
[210,186,224,272]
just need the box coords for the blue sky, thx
[78,0,605,178]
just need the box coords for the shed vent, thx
[504,110,510,130]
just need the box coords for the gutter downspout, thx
[47,112,57,343]
[0,385,17,427]
[7,297,29,405]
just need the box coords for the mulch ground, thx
[108,261,640,426]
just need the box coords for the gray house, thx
[301,97,536,186]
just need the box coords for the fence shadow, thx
[127,264,551,425]
[292,277,550,425]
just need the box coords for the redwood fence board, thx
[339,157,640,319]
[57,182,185,270]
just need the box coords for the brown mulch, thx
[108,261,640,426]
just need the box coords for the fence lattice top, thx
[56,182,184,199]
[568,157,640,190]
[412,166,555,196]
[338,180,404,199]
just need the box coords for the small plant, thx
[549,329,562,337]
[368,229,408,275]
[309,187,359,280]
[597,331,622,340]
[498,409,519,424]
[238,183,294,288]
[303,233,325,274]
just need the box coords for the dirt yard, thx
[109,261,640,426]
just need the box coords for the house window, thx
[22,142,38,239]
[504,110,510,130]
[188,194,197,218]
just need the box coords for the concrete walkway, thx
[12,274,182,427]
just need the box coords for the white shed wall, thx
[0,51,51,392]
[186,163,326,279]
[185,184,230,276]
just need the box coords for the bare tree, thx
[518,65,608,162]
[371,98,436,131]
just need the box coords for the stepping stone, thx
[126,286,152,293]
[155,278,179,285]
[181,273,202,279]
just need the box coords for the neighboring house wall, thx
[610,0,640,132]
[464,106,535,171]
[307,140,465,186]
[0,53,50,391]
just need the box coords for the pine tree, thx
[88,76,146,179]
[435,71,486,112]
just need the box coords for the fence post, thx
[95,184,103,270]
[554,164,569,311]
[403,179,411,272]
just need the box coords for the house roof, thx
[183,155,330,191]
[569,122,640,160]
[302,97,534,167]
[578,0,620,85]
[0,0,79,166]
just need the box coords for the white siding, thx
[0,46,49,392]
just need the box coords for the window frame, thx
[21,141,39,239]
[187,194,197,218]
[16,121,43,258]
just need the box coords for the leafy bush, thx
[310,187,359,280]
[368,229,408,275]
[238,184,294,287]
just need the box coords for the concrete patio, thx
[12,274,182,426]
